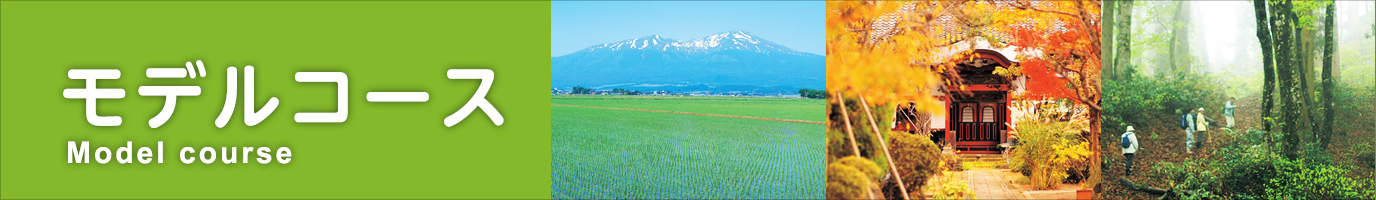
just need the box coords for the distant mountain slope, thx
[551,30,824,95]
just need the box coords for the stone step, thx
[955,153,1009,169]
[958,154,1004,160]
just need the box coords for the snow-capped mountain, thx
[586,30,804,55]
[552,30,824,95]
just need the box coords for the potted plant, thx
[1075,182,1093,200]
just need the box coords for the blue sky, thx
[551,1,824,57]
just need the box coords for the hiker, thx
[1182,109,1195,153]
[1196,107,1210,150]
[1224,97,1237,129]
[1121,126,1140,176]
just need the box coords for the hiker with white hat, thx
[1121,126,1141,176]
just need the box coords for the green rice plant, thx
[553,95,825,121]
[551,98,824,199]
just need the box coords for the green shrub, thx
[827,161,878,199]
[1352,141,1375,169]
[1147,160,1220,200]
[932,171,974,200]
[827,98,894,172]
[1214,145,1279,197]
[1303,142,1334,166]
[888,132,940,196]
[1101,72,1230,156]
[836,156,884,181]
[1363,147,1375,169]
[1205,137,1376,199]
[1258,159,1375,199]
[827,129,846,163]
[1009,119,1091,189]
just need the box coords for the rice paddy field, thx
[551,95,824,199]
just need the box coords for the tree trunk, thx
[1088,106,1103,190]
[1073,0,1104,192]
[1115,0,1133,79]
[1118,177,1169,195]
[1274,0,1303,159]
[1321,0,1335,150]
[1170,1,1193,73]
[1253,0,1277,133]
[1103,0,1116,80]
[839,94,910,200]
[836,94,863,157]
[1299,27,1318,142]
[1331,32,1340,83]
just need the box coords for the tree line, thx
[798,89,827,99]
[567,86,645,95]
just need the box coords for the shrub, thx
[827,98,894,171]
[836,156,884,181]
[1214,144,1279,197]
[1147,160,1220,200]
[1206,134,1376,199]
[1362,147,1375,169]
[1101,72,1230,156]
[1351,141,1375,169]
[932,171,974,199]
[887,132,940,196]
[827,161,878,199]
[1259,159,1375,199]
[1303,142,1334,165]
[826,129,850,163]
[1010,119,1091,189]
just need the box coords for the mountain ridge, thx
[571,30,808,56]
[552,31,824,95]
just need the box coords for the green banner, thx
[0,1,551,199]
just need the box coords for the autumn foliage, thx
[827,1,1104,195]
[828,1,1101,110]
[1007,15,1101,106]
[827,1,946,112]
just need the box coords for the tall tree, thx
[1296,5,1319,140]
[1004,0,1103,189]
[1169,1,1193,73]
[1102,0,1116,80]
[1273,0,1304,159]
[828,2,967,198]
[1320,0,1335,150]
[1114,0,1133,80]
[1253,0,1278,132]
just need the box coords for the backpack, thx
[1121,132,1134,148]
[1180,114,1191,129]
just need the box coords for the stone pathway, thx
[967,169,1022,199]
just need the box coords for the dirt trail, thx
[1102,95,1268,198]
[1103,92,1373,199]
[552,103,826,125]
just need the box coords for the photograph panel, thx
[825,1,1102,199]
[1101,1,1375,199]
[550,1,826,199]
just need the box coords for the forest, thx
[1099,0,1376,199]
